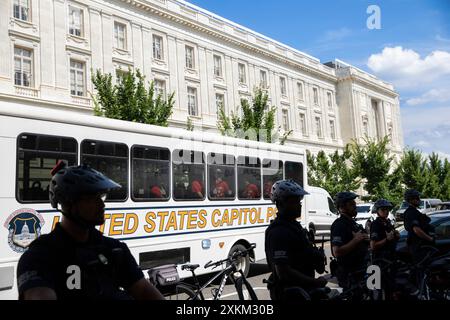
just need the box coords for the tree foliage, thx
[217,87,290,143]
[91,69,175,126]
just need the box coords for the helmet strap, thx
[59,202,93,229]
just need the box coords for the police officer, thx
[403,189,435,263]
[265,180,328,301]
[330,192,369,295]
[370,199,399,261]
[369,199,399,300]
[17,161,165,300]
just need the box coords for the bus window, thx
[285,161,304,187]
[208,153,235,200]
[237,156,261,200]
[17,133,77,202]
[263,159,283,200]
[81,140,128,201]
[172,150,205,201]
[132,145,170,201]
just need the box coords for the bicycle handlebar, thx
[204,243,256,269]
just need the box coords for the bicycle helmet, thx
[373,199,393,212]
[49,160,121,209]
[334,191,358,209]
[404,189,421,201]
[270,179,309,204]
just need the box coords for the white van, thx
[304,187,338,236]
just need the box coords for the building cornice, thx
[118,0,338,83]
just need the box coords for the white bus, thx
[0,103,307,299]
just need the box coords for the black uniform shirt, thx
[404,205,434,246]
[370,217,396,259]
[330,215,369,272]
[17,223,144,300]
[265,217,315,287]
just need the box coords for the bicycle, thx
[174,243,258,300]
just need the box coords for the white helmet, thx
[270,179,309,204]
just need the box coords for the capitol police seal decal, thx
[4,208,45,253]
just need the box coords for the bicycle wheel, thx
[174,283,202,300]
[234,276,258,301]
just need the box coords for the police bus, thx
[0,103,306,299]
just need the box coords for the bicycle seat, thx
[181,264,200,271]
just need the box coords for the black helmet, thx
[334,191,358,209]
[49,161,121,209]
[270,179,309,204]
[404,189,421,201]
[373,199,393,212]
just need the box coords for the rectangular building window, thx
[327,92,333,108]
[208,153,236,200]
[282,109,289,131]
[315,116,322,138]
[17,133,77,202]
[187,87,198,116]
[132,145,170,201]
[297,82,304,100]
[238,63,246,84]
[14,0,30,22]
[81,140,128,201]
[116,69,129,85]
[152,35,164,60]
[263,159,283,200]
[280,77,287,95]
[215,93,224,114]
[69,6,83,37]
[114,22,127,50]
[172,150,205,201]
[213,55,222,77]
[70,60,85,96]
[299,113,307,136]
[260,70,267,89]
[14,47,33,87]
[237,156,261,200]
[154,79,166,99]
[285,161,304,187]
[313,87,319,105]
[330,119,336,140]
[185,46,195,69]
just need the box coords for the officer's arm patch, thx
[331,236,343,246]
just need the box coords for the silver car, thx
[396,198,442,222]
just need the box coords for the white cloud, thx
[406,89,450,106]
[367,46,450,89]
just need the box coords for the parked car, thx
[304,186,338,236]
[439,201,450,211]
[395,198,442,222]
[356,203,396,232]
[396,210,450,262]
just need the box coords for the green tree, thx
[350,136,394,201]
[397,148,427,192]
[307,147,360,198]
[186,117,194,131]
[91,69,175,126]
[217,87,289,143]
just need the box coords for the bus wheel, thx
[229,244,250,279]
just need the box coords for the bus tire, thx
[229,244,251,279]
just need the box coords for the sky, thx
[185,0,450,159]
